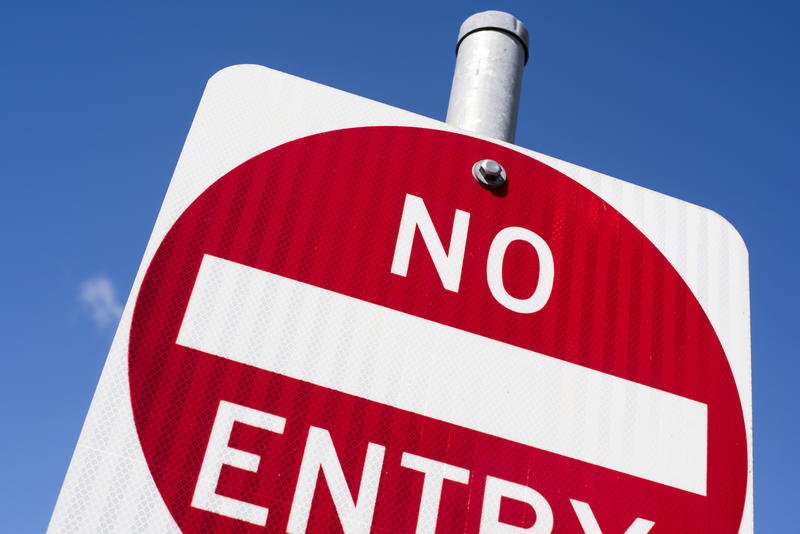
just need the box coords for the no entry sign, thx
[50,66,752,533]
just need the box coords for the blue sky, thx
[1,1,797,532]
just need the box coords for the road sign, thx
[50,65,752,533]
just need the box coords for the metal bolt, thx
[472,159,507,189]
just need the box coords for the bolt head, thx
[472,159,507,189]
[480,159,502,178]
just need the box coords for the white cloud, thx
[79,276,123,328]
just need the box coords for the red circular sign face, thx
[130,127,746,533]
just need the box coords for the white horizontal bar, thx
[177,254,707,495]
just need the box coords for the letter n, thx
[390,194,470,292]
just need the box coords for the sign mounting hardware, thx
[472,158,507,189]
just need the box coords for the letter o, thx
[486,227,554,314]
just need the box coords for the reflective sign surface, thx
[129,126,746,532]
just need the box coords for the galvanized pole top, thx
[456,10,530,64]
[446,10,530,142]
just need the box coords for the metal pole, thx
[446,11,530,143]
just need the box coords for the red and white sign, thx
[50,66,752,533]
